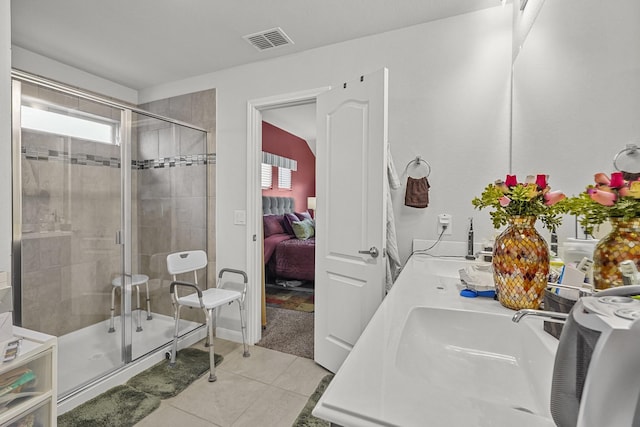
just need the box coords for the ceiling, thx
[11,0,501,91]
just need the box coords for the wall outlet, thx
[437,213,452,235]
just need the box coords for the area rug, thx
[58,348,222,426]
[127,347,223,399]
[265,285,314,313]
[257,306,314,359]
[57,385,160,427]
[292,374,334,427]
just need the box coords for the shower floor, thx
[57,312,200,396]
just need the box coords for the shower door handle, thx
[115,230,123,245]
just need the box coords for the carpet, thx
[57,385,160,427]
[127,347,223,399]
[265,285,314,313]
[58,348,222,426]
[257,306,314,359]
[292,374,334,427]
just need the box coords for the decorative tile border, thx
[22,146,216,169]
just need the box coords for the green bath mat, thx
[293,374,334,427]
[58,384,160,427]
[126,347,223,399]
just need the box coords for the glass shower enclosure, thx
[11,72,209,399]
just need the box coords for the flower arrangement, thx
[471,174,566,231]
[561,171,640,234]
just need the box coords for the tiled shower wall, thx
[138,89,216,323]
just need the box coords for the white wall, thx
[140,6,513,272]
[1,0,11,276]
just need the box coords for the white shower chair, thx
[166,250,250,382]
[108,274,151,333]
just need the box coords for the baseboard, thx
[215,326,247,344]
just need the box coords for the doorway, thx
[258,103,317,358]
[246,87,329,351]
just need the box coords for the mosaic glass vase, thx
[592,217,640,289]
[492,216,550,310]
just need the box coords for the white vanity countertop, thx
[312,254,559,427]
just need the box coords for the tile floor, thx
[134,338,330,427]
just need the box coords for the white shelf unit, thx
[0,327,57,427]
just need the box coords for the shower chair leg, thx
[169,304,181,367]
[207,308,217,382]
[108,286,116,333]
[135,285,142,332]
[144,281,152,320]
[238,300,250,358]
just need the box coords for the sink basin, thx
[396,306,555,418]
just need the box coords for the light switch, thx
[234,210,246,225]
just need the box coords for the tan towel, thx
[405,176,430,208]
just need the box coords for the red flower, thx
[609,172,625,189]
[535,174,547,190]
[505,175,518,187]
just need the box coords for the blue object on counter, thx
[460,289,496,298]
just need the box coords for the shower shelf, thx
[0,327,57,426]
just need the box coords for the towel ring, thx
[404,156,431,177]
[613,144,640,173]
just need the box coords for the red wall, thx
[262,121,316,211]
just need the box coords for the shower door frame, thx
[11,70,209,374]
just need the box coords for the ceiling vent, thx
[243,27,294,51]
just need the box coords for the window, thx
[278,167,292,190]
[261,163,272,188]
[21,105,117,145]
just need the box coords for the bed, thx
[263,196,315,282]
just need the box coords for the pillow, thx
[295,211,312,221]
[283,213,298,235]
[263,215,285,237]
[291,218,315,240]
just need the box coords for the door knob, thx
[358,247,379,258]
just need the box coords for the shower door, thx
[129,112,207,361]
[13,78,129,397]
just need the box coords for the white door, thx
[314,68,389,373]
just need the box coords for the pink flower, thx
[505,175,518,187]
[544,191,566,206]
[589,188,617,206]
[594,173,610,186]
[535,174,548,190]
[610,172,625,189]
[499,195,511,207]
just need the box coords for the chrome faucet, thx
[512,309,569,324]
